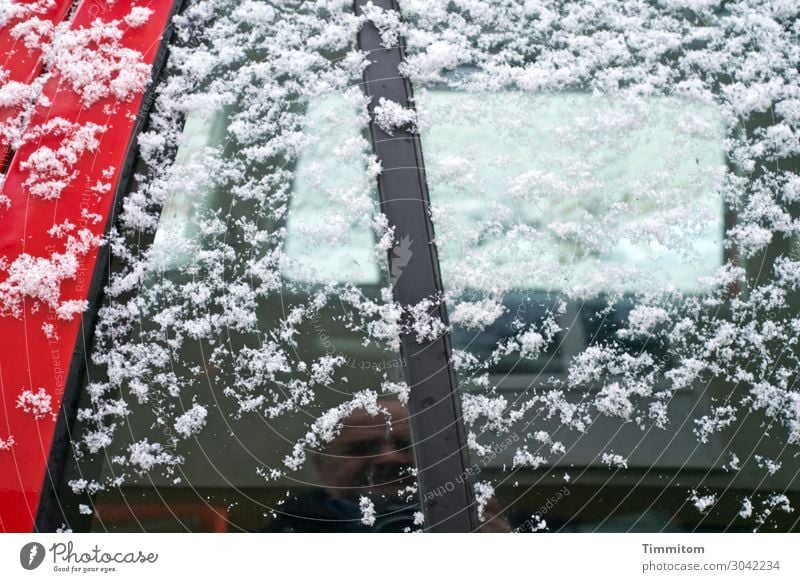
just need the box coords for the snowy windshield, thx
[51,0,800,533]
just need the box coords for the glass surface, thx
[417,88,799,532]
[58,0,800,534]
[62,14,420,530]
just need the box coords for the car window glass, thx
[62,3,418,533]
[400,0,800,532]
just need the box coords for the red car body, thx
[0,0,176,533]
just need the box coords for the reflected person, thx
[264,399,510,532]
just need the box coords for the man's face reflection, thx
[313,400,414,501]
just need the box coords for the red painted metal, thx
[0,0,174,532]
[0,0,74,169]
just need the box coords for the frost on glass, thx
[400,0,799,532]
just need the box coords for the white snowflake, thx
[359,496,376,526]
[15,388,54,420]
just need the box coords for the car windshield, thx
[56,0,799,533]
